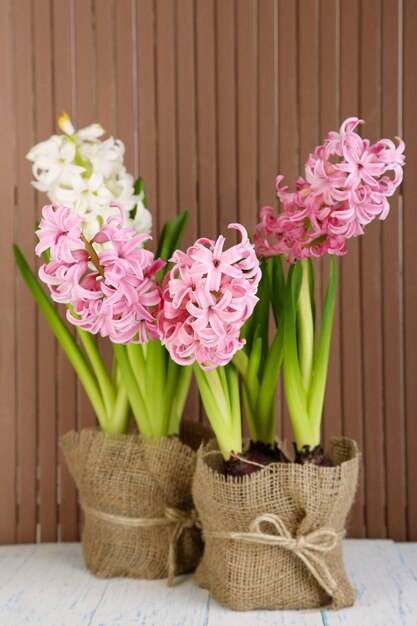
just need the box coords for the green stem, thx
[77,328,115,418]
[226,365,242,450]
[109,360,131,433]
[255,324,284,444]
[297,259,315,391]
[167,364,193,435]
[231,349,248,377]
[145,340,166,435]
[126,343,146,396]
[107,380,130,434]
[232,346,260,440]
[194,365,242,459]
[284,263,316,450]
[113,343,153,436]
[203,368,230,425]
[308,257,337,440]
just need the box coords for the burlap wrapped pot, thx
[193,437,360,610]
[60,420,210,582]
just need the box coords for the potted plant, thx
[188,118,404,610]
[15,115,209,583]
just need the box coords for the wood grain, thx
[115,0,135,172]
[236,0,257,237]
[403,0,417,542]
[359,0,386,539]
[155,0,178,224]
[195,0,218,241]
[215,0,238,239]
[136,0,158,233]
[0,542,417,623]
[52,0,78,542]
[33,0,58,544]
[12,0,37,544]
[0,0,17,545]
[339,0,365,539]
[381,0,406,542]
[0,0,414,542]
[257,0,278,210]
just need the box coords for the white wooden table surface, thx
[0,540,416,625]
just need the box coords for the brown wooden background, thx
[0,0,416,544]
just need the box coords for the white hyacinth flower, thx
[84,138,126,179]
[27,136,85,192]
[27,112,152,242]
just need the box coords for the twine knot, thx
[164,508,199,585]
[165,507,198,529]
[205,513,344,597]
[82,503,198,586]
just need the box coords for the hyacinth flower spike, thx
[253,117,405,462]
[159,224,261,460]
[26,112,152,241]
[15,201,192,437]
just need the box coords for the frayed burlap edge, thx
[193,437,360,611]
[60,420,211,581]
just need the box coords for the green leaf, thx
[76,326,115,417]
[167,363,192,435]
[247,335,262,381]
[296,259,315,392]
[290,261,303,311]
[308,256,337,438]
[13,244,107,426]
[241,259,269,360]
[113,343,153,436]
[133,176,147,206]
[256,324,284,443]
[126,342,147,396]
[241,337,262,441]
[268,255,286,326]
[225,365,242,448]
[307,258,316,328]
[194,365,242,458]
[155,211,189,279]
[110,378,130,434]
[231,349,249,377]
[283,262,312,448]
[145,339,167,435]
[156,211,189,261]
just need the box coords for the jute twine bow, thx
[204,513,345,597]
[82,504,199,585]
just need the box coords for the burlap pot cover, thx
[60,421,210,581]
[193,437,360,611]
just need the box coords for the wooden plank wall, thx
[0,0,414,542]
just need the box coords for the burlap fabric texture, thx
[60,420,210,582]
[193,437,360,610]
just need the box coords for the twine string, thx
[82,504,198,586]
[204,513,344,597]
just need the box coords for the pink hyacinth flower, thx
[36,203,164,344]
[35,204,85,263]
[158,224,261,370]
[254,117,405,262]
